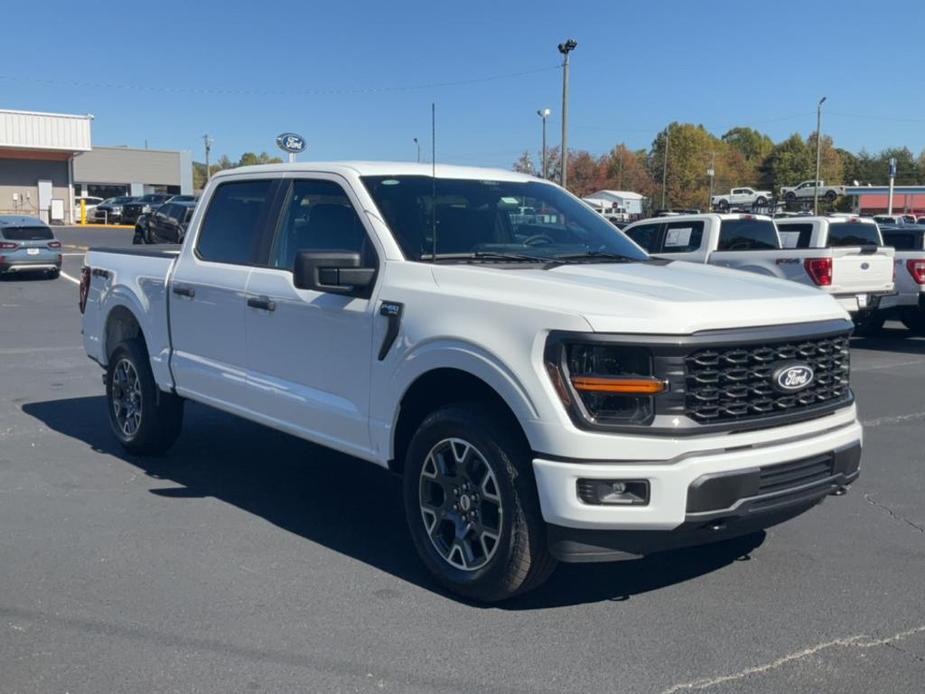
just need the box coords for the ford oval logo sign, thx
[860,262,870,270]
[276,132,306,153]
[773,364,814,393]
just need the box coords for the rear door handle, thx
[172,284,195,298]
[247,296,276,312]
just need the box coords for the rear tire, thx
[106,339,183,455]
[47,269,60,279]
[755,196,767,207]
[716,199,729,211]
[403,403,556,602]
[825,190,838,202]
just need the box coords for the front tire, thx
[403,403,556,602]
[106,339,183,454]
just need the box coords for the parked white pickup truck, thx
[710,187,773,211]
[623,213,894,318]
[774,216,895,316]
[870,226,925,333]
[79,163,862,601]
[780,180,845,203]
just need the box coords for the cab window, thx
[196,179,276,265]
[660,221,703,252]
[269,179,376,271]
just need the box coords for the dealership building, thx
[0,108,193,224]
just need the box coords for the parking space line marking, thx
[59,271,80,285]
[661,624,925,693]
[62,252,86,256]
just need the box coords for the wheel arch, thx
[103,304,146,361]
[390,367,532,475]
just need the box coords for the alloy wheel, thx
[111,359,143,437]
[418,438,503,571]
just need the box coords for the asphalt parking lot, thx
[2,226,924,693]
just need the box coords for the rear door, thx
[169,177,279,410]
[623,221,663,253]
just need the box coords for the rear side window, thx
[882,231,915,250]
[196,179,275,264]
[0,225,53,241]
[827,223,881,247]
[625,223,661,252]
[718,219,779,251]
[776,223,813,249]
[661,221,704,252]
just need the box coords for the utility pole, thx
[707,151,716,210]
[413,137,421,163]
[537,108,550,178]
[661,125,671,210]
[813,96,826,215]
[203,134,214,182]
[558,39,577,189]
[887,157,896,214]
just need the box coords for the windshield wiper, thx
[551,251,638,262]
[421,251,549,264]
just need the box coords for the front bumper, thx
[542,438,860,562]
[533,410,861,531]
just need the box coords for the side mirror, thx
[293,250,376,297]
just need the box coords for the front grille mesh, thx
[684,334,850,423]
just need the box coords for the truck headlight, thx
[545,337,665,427]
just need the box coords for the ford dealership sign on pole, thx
[276,133,306,163]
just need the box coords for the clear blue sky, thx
[5,0,924,167]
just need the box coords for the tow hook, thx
[831,485,848,497]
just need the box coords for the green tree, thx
[722,127,774,166]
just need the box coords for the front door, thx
[169,177,278,411]
[244,176,381,458]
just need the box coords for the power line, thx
[0,65,560,98]
[827,110,925,124]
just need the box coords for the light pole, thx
[660,124,671,210]
[558,39,577,189]
[203,134,214,183]
[813,96,826,215]
[537,108,550,178]
[413,137,421,163]
[707,150,716,210]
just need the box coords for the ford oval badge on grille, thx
[773,364,814,392]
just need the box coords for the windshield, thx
[828,222,881,246]
[717,219,780,250]
[1,226,53,241]
[361,176,648,262]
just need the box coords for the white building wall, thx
[0,109,92,151]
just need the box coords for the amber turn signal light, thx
[570,376,666,394]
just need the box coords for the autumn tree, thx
[512,150,536,175]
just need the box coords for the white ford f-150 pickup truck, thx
[710,187,773,211]
[870,226,925,333]
[79,163,863,601]
[623,213,894,319]
[780,180,846,203]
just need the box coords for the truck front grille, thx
[684,334,850,424]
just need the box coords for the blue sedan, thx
[0,216,62,278]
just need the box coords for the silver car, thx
[0,216,62,278]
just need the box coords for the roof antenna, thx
[431,102,437,263]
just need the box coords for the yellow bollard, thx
[80,199,87,225]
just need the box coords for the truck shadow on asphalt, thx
[851,329,925,357]
[23,395,764,610]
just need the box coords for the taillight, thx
[78,266,91,314]
[804,257,833,286]
[0,241,18,250]
[908,259,925,285]
[48,241,62,248]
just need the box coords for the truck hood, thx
[431,259,848,334]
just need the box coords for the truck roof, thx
[776,215,878,225]
[211,161,543,183]
[632,212,774,225]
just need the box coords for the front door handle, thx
[172,284,195,298]
[247,295,276,312]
